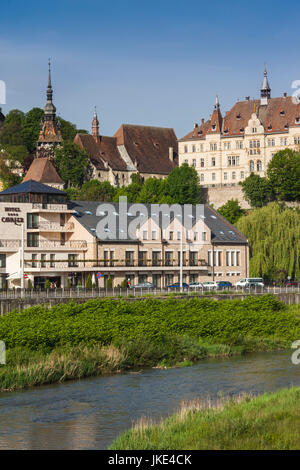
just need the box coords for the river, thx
[0,350,299,449]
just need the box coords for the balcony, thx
[35,221,75,232]
[26,240,87,250]
[31,203,73,212]
[0,239,21,249]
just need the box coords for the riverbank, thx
[0,295,299,391]
[109,386,300,450]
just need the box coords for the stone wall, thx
[202,186,250,209]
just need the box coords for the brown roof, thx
[74,134,127,171]
[180,95,300,140]
[23,158,64,184]
[114,124,178,174]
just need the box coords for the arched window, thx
[257,160,262,171]
[249,160,254,172]
[200,173,204,182]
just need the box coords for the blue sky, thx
[1,0,300,137]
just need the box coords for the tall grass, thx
[110,387,300,450]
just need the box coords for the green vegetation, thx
[0,295,298,391]
[237,203,300,281]
[110,387,300,450]
[54,141,89,187]
[217,199,246,224]
[241,149,300,207]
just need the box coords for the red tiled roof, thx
[23,158,64,184]
[74,134,127,171]
[114,124,178,174]
[180,96,300,140]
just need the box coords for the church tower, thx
[36,60,63,158]
[260,67,271,105]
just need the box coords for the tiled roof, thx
[68,200,247,244]
[180,96,300,140]
[114,124,178,174]
[23,158,64,184]
[74,134,127,171]
[0,180,66,195]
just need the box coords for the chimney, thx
[283,92,287,97]
[201,118,205,124]
[245,96,250,101]
[194,123,198,128]
[169,147,174,162]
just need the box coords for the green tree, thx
[22,107,44,153]
[86,274,93,289]
[217,199,246,225]
[0,158,22,189]
[166,164,202,205]
[106,277,113,289]
[137,177,168,203]
[241,173,274,208]
[237,203,300,281]
[267,149,300,201]
[79,180,116,201]
[55,141,89,187]
[45,279,51,290]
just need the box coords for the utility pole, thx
[180,224,183,291]
[20,223,25,296]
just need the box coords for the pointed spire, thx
[260,66,271,100]
[92,106,100,141]
[44,58,56,120]
[214,94,220,110]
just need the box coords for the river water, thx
[0,350,299,449]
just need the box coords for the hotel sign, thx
[1,207,24,226]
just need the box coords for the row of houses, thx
[0,180,249,289]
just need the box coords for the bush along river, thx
[0,350,300,450]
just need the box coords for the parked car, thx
[167,282,189,289]
[284,281,299,287]
[132,282,154,289]
[234,278,264,288]
[189,282,204,288]
[202,281,218,290]
[217,281,232,289]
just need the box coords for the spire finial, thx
[214,94,220,109]
[261,65,271,101]
[92,106,100,140]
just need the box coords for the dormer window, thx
[296,117,300,124]
[268,124,272,130]
[280,110,285,116]
[284,123,289,130]
[154,142,159,148]
[240,128,244,132]
[198,130,203,135]
[252,127,257,133]
[212,124,216,131]
[236,113,241,120]
[224,128,228,134]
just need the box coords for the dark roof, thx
[0,180,66,195]
[68,200,247,244]
[114,124,178,174]
[23,158,64,184]
[74,134,127,171]
[180,95,300,140]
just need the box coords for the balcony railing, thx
[0,239,21,248]
[27,240,87,249]
[32,203,69,211]
[37,221,75,231]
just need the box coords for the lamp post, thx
[20,223,25,295]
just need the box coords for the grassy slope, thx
[109,387,300,450]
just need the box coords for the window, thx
[192,145,196,152]
[224,172,227,180]
[236,156,240,165]
[202,232,206,241]
[232,171,236,180]
[240,171,245,179]
[177,231,181,240]
[212,157,216,166]
[68,254,78,267]
[252,127,257,133]
[228,156,238,166]
[192,159,196,167]
[210,143,217,151]
[200,144,204,152]
[257,160,262,171]
[249,160,254,172]
[27,232,39,247]
[267,138,275,147]
[294,136,300,145]
[125,251,134,267]
[184,159,188,164]
[151,231,157,240]
[142,231,148,240]
[184,145,188,153]
[200,158,204,167]
[169,231,173,240]
[224,142,231,150]
[41,254,46,268]
[200,173,204,182]
[193,231,198,241]
[236,141,243,149]
[27,213,38,229]
[152,252,160,267]
[31,253,37,268]
[0,254,6,268]
[280,137,288,146]
[212,173,216,181]
[50,254,55,268]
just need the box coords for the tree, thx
[137,177,168,203]
[86,274,93,289]
[217,199,246,225]
[0,158,22,189]
[267,149,300,201]
[106,277,113,289]
[113,180,143,203]
[166,164,202,205]
[79,180,116,201]
[55,141,89,187]
[241,173,274,208]
[236,203,300,281]
[22,107,44,153]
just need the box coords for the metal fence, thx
[0,284,299,300]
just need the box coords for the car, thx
[234,278,264,288]
[132,282,154,289]
[167,282,189,289]
[202,281,218,290]
[284,281,299,287]
[189,282,204,288]
[217,281,232,289]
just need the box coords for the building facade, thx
[0,181,249,289]
[178,69,300,190]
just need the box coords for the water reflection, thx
[0,351,299,449]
